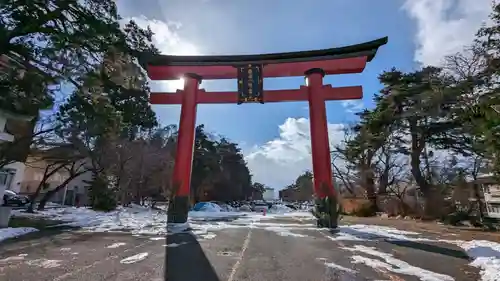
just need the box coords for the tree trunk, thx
[360,158,377,215]
[409,128,437,219]
[27,183,45,213]
[37,171,87,211]
[37,188,58,211]
[365,173,377,213]
[27,164,63,213]
[473,183,485,220]
[420,188,445,220]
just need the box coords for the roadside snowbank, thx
[10,205,254,235]
[327,224,500,281]
[444,239,500,281]
[0,227,38,243]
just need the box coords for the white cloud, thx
[130,16,199,56]
[341,100,364,113]
[128,16,200,91]
[403,0,492,66]
[245,118,346,189]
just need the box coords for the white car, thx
[252,202,269,213]
[2,190,29,207]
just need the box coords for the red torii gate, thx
[140,37,387,224]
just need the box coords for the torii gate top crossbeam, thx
[139,37,388,80]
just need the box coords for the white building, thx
[0,109,35,226]
[263,188,275,201]
[0,110,32,195]
[0,111,17,197]
[483,183,500,219]
[1,162,25,193]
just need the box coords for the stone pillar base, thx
[167,196,189,224]
[0,206,12,228]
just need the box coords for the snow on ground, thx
[0,254,28,263]
[344,245,455,281]
[120,252,149,264]
[0,227,38,243]
[443,240,500,281]
[328,224,500,281]
[189,210,246,221]
[335,224,432,241]
[8,204,500,280]
[26,258,63,268]
[317,258,357,274]
[106,242,126,249]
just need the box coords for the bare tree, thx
[101,126,177,207]
[37,158,90,210]
[25,158,68,212]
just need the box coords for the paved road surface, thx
[0,216,482,281]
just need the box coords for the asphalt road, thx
[0,216,482,281]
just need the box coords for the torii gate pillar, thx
[306,69,334,199]
[167,74,200,223]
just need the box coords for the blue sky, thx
[120,0,416,144]
[116,0,491,189]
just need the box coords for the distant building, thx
[250,189,263,201]
[263,188,274,201]
[457,175,500,219]
[19,149,93,206]
[279,187,312,202]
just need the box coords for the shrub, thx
[350,202,377,217]
[312,195,342,228]
[86,173,117,212]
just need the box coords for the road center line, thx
[227,228,252,281]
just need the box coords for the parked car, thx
[2,190,29,207]
[252,202,269,213]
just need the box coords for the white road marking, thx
[227,228,252,281]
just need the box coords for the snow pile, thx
[189,211,247,222]
[12,206,168,235]
[0,227,38,243]
[218,203,236,212]
[444,239,500,281]
[343,245,454,281]
[238,204,252,212]
[11,204,250,235]
[338,224,430,241]
[120,252,149,264]
[268,211,314,220]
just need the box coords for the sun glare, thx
[173,77,185,90]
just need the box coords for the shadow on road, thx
[165,232,220,281]
[1,225,76,247]
[330,227,470,260]
[386,239,470,260]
